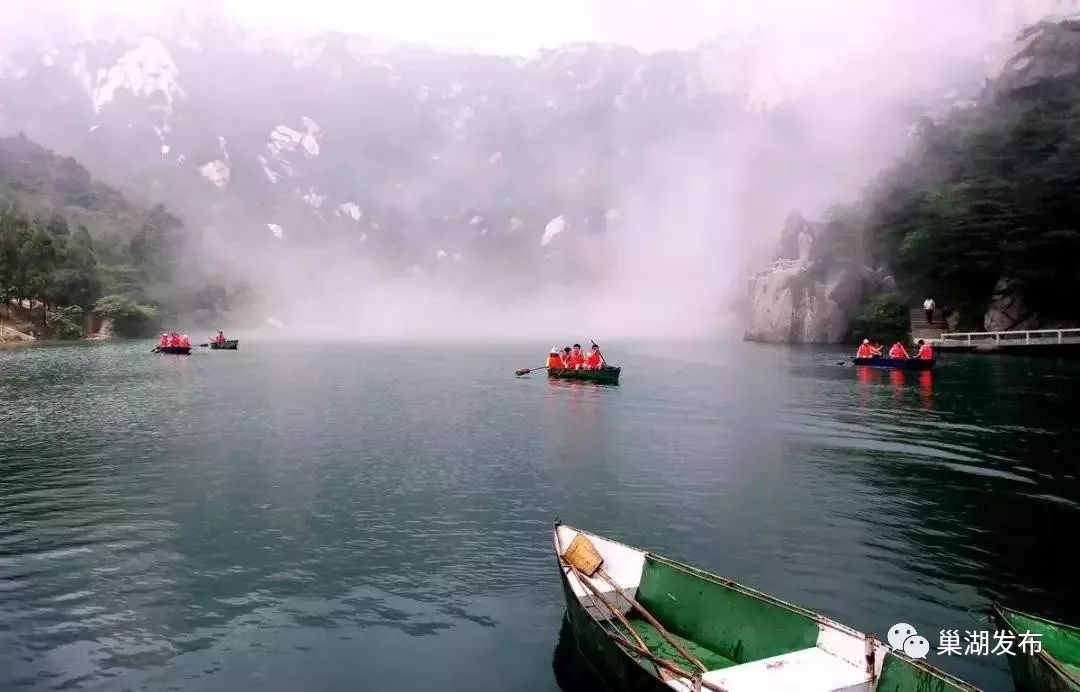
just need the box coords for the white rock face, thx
[82,36,184,115]
[258,155,281,183]
[198,160,230,187]
[300,187,326,209]
[540,215,566,247]
[267,223,284,239]
[337,203,363,220]
[743,261,892,343]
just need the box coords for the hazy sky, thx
[13,0,1068,55]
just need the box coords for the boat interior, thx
[555,525,962,692]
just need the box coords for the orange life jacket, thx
[586,351,603,368]
[856,344,874,358]
[568,352,585,368]
[215,334,225,345]
[889,343,909,359]
[159,336,169,347]
[180,335,191,348]
[169,335,181,347]
[546,354,563,368]
[917,344,933,360]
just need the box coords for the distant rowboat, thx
[992,603,1080,692]
[554,522,980,692]
[853,357,934,371]
[156,346,191,355]
[548,366,621,385]
[208,339,239,350]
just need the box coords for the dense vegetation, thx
[846,21,1080,330]
[0,135,235,338]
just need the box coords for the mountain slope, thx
[0,6,1046,332]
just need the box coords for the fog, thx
[4,0,1071,341]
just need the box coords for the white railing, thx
[939,327,1080,346]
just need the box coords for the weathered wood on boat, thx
[992,603,1080,692]
[157,346,191,355]
[548,366,621,384]
[208,339,239,350]
[554,522,981,692]
[853,357,934,371]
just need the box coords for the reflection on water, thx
[1,341,1077,692]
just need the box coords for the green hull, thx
[208,339,238,350]
[993,604,1080,692]
[548,366,620,384]
[554,523,980,692]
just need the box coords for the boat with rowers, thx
[155,345,191,355]
[853,357,934,371]
[208,339,238,350]
[554,522,979,692]
[549,366,621,384]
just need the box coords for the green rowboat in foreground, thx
[993,603,1080,692]
[554,523,980,692]
[548,366,620,384]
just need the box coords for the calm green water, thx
[1,340,1077,691]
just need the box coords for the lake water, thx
[1,340,1077,691]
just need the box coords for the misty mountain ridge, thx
[1,3,1073,332]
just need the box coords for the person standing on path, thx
[923,297,936,324]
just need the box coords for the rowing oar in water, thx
[515,366,546,376]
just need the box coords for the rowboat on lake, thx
[548,366,621,385]
[853,357,935,371]
[992,603,1080,692]
[155,346,191,355]
[208,339,239,350]
[554,522,980,692]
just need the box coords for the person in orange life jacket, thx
[888,341,910,359]
[179,334,191,348]
[567,343,586,369]
[871,342,884,356]
[916,339,933,360]
[213,330,226,346]
[561,346,571,366]
[546,347,563,369]
[159,333,169,348]
[856,339,876,358]
[168,332,181,347]
[585,344,604,369]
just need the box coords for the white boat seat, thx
[665,646,872,692]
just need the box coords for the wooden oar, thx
[561,558,723,692]
[515,365,546,376]
[198,343,210,347]
[562,533,707,673]
[590,339,608,368]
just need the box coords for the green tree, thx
[94,294,158,337]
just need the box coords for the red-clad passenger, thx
[567,344,586,369]
[168,332,181,347]
[888,341,910,359]
[179,334,191,348]
[856,339,876,358]
[159,333,169,348]
[916,339,933,360]
[585,344,604,369]
[213,330,226,346]
[546,348,563,369]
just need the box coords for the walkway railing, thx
[939,327,1080,346]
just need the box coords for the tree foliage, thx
[848,293,910,346]
[823,21,1080,329]
[1,134,238,337]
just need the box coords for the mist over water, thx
[4,0,1071,340]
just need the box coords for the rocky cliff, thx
[743,213,895,344]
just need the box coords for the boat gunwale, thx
[992,601,1080,687]
[553,521,980,691]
